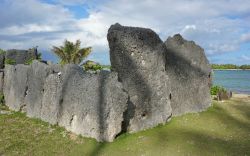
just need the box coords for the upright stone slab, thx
[40,72,63,125]
[25,61,60,118]
[108,23,172,133]
[3,64,30,111]
[0,71,4,92]
[57,65,128,142]
[164,34,212,116]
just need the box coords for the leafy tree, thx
[52,40,92,65]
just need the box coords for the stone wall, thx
[3,61,128,142]
[1,24,212,142]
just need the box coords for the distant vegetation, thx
[211,64,250,70]
[52,39,92,65]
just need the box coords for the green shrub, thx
[211,85,227,95]
[25,58,34,65]
[83,60,103,72]
[4,58,16,65]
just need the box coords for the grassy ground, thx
[0,95,249,156]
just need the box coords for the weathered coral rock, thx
[3,64,29,111]
[164,34,212,116]
[56,65,127,141]
[24,61,61,118]
[3,61,128,142]
[0,71,4,92]
[108,23,172,133]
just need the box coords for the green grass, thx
[0,96,250,156]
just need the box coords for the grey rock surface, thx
[25,61,54,118]
[108,23,172,133]
[3,61,128,142]
[40,73,63,124]
[0,71,4,92]
[5,48,38,65]
[164,34,212,116]
[2,24,212,142]
[57,65,128,142]
[3,64,30,111]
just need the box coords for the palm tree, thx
[52,39,92,65]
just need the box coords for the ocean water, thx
[213,70,250,94]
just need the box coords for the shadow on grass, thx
[230,99,250,120]
[155,102,250,155]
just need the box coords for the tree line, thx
[211,64,250,70]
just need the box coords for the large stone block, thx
[25,61,61,118]
[40,73,63,124]
[108,23,172,133]
[164,34,212,116]
[3,64,30,111]
[57,65,128,142]
[0,71,4,92]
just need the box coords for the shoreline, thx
[232,93,250,98]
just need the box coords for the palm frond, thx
[72,47,92,64]
[51,46,67,62]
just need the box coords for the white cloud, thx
[53,0,87,5]
[0,0,250,64]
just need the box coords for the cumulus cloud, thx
[0,0,250,64]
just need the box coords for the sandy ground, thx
[233,93,250,98]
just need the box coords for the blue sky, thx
[0,0,250,65]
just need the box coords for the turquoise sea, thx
[213,70,250,94]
